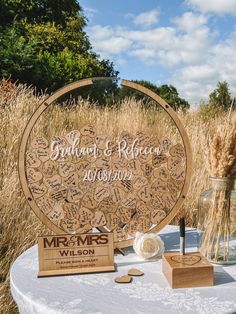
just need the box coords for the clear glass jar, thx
[198,177,236,265]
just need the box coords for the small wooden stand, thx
[162,252,213,288]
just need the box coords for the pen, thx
[179,217,185,255]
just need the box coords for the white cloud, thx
[87,11,236,103]
[174,11,208,32]
[133,9,160,27]
[88,26,132,57]
[186,0,236,14]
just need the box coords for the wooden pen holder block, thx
[162,252,214,289]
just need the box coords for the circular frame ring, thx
[18,78,192,249]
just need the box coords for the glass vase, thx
[198,177,236,265]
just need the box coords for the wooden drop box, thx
[162,252,214,289]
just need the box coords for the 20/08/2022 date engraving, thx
[83,169,132,182]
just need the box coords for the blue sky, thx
[79,0,236,105]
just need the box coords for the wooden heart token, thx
[110,187,125,203]
[29,182,47,198]
[135,201,150,216]
[63,172,79,188]
[171,255,201,266]
[128,268,144,276]
[167,156,182,172]
[67,188,83,203]
[153,166,169,181]
[94,186,110,203]
[133,176,148,190]
[151,178,168,194]
[106,213,120,230]
[128,159,141,175]
[49,188,67,202]
[118,207,131,224]
[80,136,95,148]
[141,163,154,177]
[138,186,151,203]
[115,275,132,284]
[91,211,106,227]
[81,124,96,137]
[63,203,79,220]
[77,160,90,173]
[44,175,61,190]
[27,168,43,183]
[31,136,48,149]
[151,209,166,224]
[78,207,94,224]
[137,215,151,233]
[60,218,81,234]
[118,180,132,192]
[95,157,110,169]
[167,180,179,194]
[59,162,75,177]
[152,153,167,168]
[162,193,176,208]
[76,223,92,234]
[95,135,107,150]
[122,194,136,209]
[98,197,116,213]
[66,130,80,145]
[26,152,41,168]
[151,196,165,211]
[82,192,97,209]
[113,227,127,241]
[36,148,50,162]
[170,166,185,181]
[139,153,152,164]
[47,203,64,224]
[159,138,171,153]
[51,136,67,148]
[37,196,55,215]
[169,143,185,158]
[42,160,57,177]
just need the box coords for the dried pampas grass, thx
[206,116,236,177]
[200,114,236,263]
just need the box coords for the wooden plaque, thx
[38,232,115,277]
[18,78,192,249]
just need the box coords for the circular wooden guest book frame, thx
[18,78,192,249]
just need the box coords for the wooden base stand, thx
[162,252,214,288]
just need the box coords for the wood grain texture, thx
[162,252,214,288]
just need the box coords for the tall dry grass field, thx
[0,81,234,313]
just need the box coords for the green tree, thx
[119,80,190,111]
[158,84,190,111]
[209,81,233,110]
[0,0,83,27]
[0,0,118,98]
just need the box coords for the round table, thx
[10,226,236,314]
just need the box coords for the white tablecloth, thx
[10,225,236,314]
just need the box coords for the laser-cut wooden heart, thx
[26,152,41,168]
[171,255,201,266]
[80,124,95,137]
[91,211,106,227]
[128,268,144,276]
[66,130,80,145]
[27,168,43,183]
[31,136,48,149]
[115,275,132,284]
[36,148,50,162]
